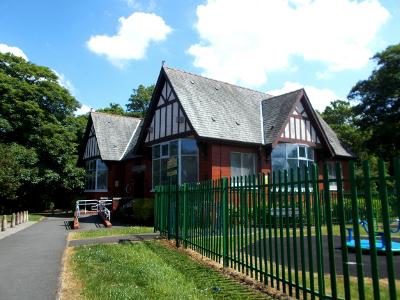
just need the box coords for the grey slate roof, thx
[163,67,353,158]
[316,113,353,157]
[164,67,273,144]
[90,112,142,161]
[262,89,303,144]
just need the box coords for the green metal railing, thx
[154,159,400,299]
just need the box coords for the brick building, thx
[79,66,353,199]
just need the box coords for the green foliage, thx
[321,100,367,158]
[126,84,155,117]
[348,43,400,161]
[0,143,39,210]
[96,102,127,116]
[0,52,85,212]
[131,198,154,225]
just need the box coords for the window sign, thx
[152,139,198,188]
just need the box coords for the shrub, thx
[131,198,154,225]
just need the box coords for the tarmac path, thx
[0,216,70,300]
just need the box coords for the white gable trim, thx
[119,123,140,160]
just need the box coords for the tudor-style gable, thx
[83,124,101,160]
[145,78,193,144]
[279,100,321,145]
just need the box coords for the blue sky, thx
[0,0,399,113]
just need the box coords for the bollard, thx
[16,212,20,225]
[24,211,27,223]
[22,211,25,223]
[27,211,29,222]
[11,213,15,228]
[1,215,6,231]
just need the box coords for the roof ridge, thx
[163,65,273,97]
[264,88,304,101]
[91,111,142,121]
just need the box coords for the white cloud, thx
[87,12,171,66]
[75,104,92,116]
[188,0,389,86]
[124,0,156,11]
[52,69,77,97]
[268,82,342,112]
[0,43,28,60]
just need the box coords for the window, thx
[271,143,314,180]
[231,152,256,177]
[152,139,198,188]
[327,161,338,190]
[85,159,108,191]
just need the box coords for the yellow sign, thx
[167,157,177,170]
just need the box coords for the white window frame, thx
[84,159,108,192]
[151,138,199,189]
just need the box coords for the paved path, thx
[0,221,36,240]
[68,232,160,247]
[0,216,70,300]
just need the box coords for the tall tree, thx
[321,100,367,158]
[0,52,85,211]
[348,43,400,160]
[126,84,155,117]
[97,102,127,116]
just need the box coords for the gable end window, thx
[231,152,256,177]
[85,159,108,191]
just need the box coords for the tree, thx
[0,52,85,211]
[97,102,127,116]
[348,43,400,160]
[126,84,155,117]
[321,100,367,158]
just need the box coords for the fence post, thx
[394,157,400,221]
[154,186,158,232]
[222,177,229,268]
[167,181,171,240]
[378,159,396,299]
[175,182,180,248]
[183,183,188,248]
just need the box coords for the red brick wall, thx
[206,143,269,180]
[83,161,124,199]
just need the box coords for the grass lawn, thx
[68,241,271,300]
[69,226,154,240]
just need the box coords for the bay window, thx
[85,159,108,191]
[152,139,198,188]
[271,143,314,179]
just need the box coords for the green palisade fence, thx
[154,159,400,300]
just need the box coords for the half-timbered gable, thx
[79,112,142,197]
[145,81,192,143]
[83,124,100,160]
[279,101,321,145]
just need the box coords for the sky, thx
[0,0,399,114]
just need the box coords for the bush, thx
[131,198,154,225]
